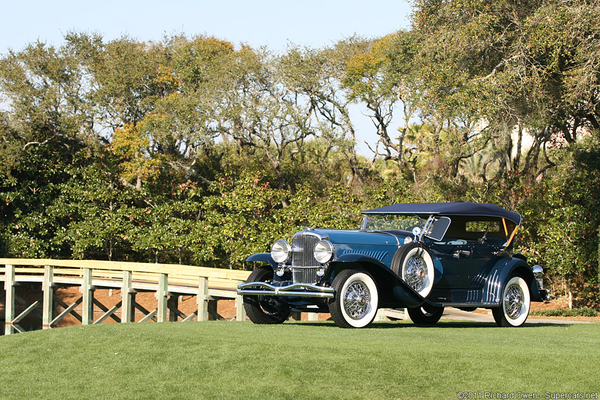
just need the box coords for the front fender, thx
[246,253,278,269]
[332,253,426,308]
[483,257,539,305]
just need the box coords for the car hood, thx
[298,228,405,247]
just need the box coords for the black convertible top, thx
[362,202,522,225]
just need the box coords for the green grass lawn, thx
[0,320,599,399]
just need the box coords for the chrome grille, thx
[292,267,320,284]
[291,233,320,283]
[292,233,320,268]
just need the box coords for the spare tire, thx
[391,243,435,298]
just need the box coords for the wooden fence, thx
[0,258,251,335]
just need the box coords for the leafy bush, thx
[530,307,599,318]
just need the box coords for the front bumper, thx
[237,282,335,298]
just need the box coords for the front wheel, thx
[407,305,444,325]
[243,267,291,324]
[329,269,379,328]
[492,276,531,327]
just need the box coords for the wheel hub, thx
[405,256,427,292]
[504,285,524,319]
[344,282,371,320]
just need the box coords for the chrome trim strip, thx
[237,282,335,298]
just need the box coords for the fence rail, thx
[0,258,251,335]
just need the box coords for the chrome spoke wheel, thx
[329,270,379,328]
[404,255,428,293]
[504,284,524,320]
[492,276,531,327]
[394,244,434,298]
[343,281,372,320]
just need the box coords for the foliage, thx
[517,136,600,299]
[530,307,599,318]
[49,152,139,261]
[0,134,85,258]
[200,172,289,267]
[1,9,600,303]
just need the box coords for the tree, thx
[83,35,168,129]
[280,44,365,186]
[0,133,85,258]
[408,0,600,182]
[130,198,201,264]
[200,172,289,268]
[209,47,319,195]
[340,35,407,175]
[51,152,139,261]
[519,137,600,306]
[0,38,97,152]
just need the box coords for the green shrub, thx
[530,307,599,318]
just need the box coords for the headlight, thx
[314,240,334,264]
[271,239,291,264]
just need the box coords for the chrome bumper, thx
[237,282,335,298]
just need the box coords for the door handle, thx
[453,250,471,259]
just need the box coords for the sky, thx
[0,0,413,155]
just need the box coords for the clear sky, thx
[0,0,413,154]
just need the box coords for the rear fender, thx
[482,257,540,305]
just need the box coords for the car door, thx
[429,240,472,288]
[459,241,497,289]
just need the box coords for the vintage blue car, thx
[237,202,547,328]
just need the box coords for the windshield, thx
[362,214,451,242]
[362,214,425,233]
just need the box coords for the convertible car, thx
[237,202,547,328]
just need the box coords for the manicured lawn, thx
[0,320,599,399]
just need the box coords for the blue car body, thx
[238,202,547,328]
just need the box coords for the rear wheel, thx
[407,304,444,325]
[329,269,379,328]
[243,267,291,324]
[492,276,530,327]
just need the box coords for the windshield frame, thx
[361,214,451,242]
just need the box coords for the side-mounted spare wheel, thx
[492,275,531,327]
[391,242,435,298]
[329,269,379,328]
[243,267,291,324]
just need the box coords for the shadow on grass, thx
[283,320,574,329]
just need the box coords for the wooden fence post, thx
[156,273,168,323]
[197,277,208,322]
[4,264,15,335]
[168,295,178,322]
[42,265,54,330]
[81,268,93,325]
[235,294,246,321]
[122,270,134,323]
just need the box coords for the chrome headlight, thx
[314,240,334,264]
[271,239,291,264]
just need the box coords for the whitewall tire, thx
[329,269,379,328]
[392,244,435,298]
[492,276,531,327]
